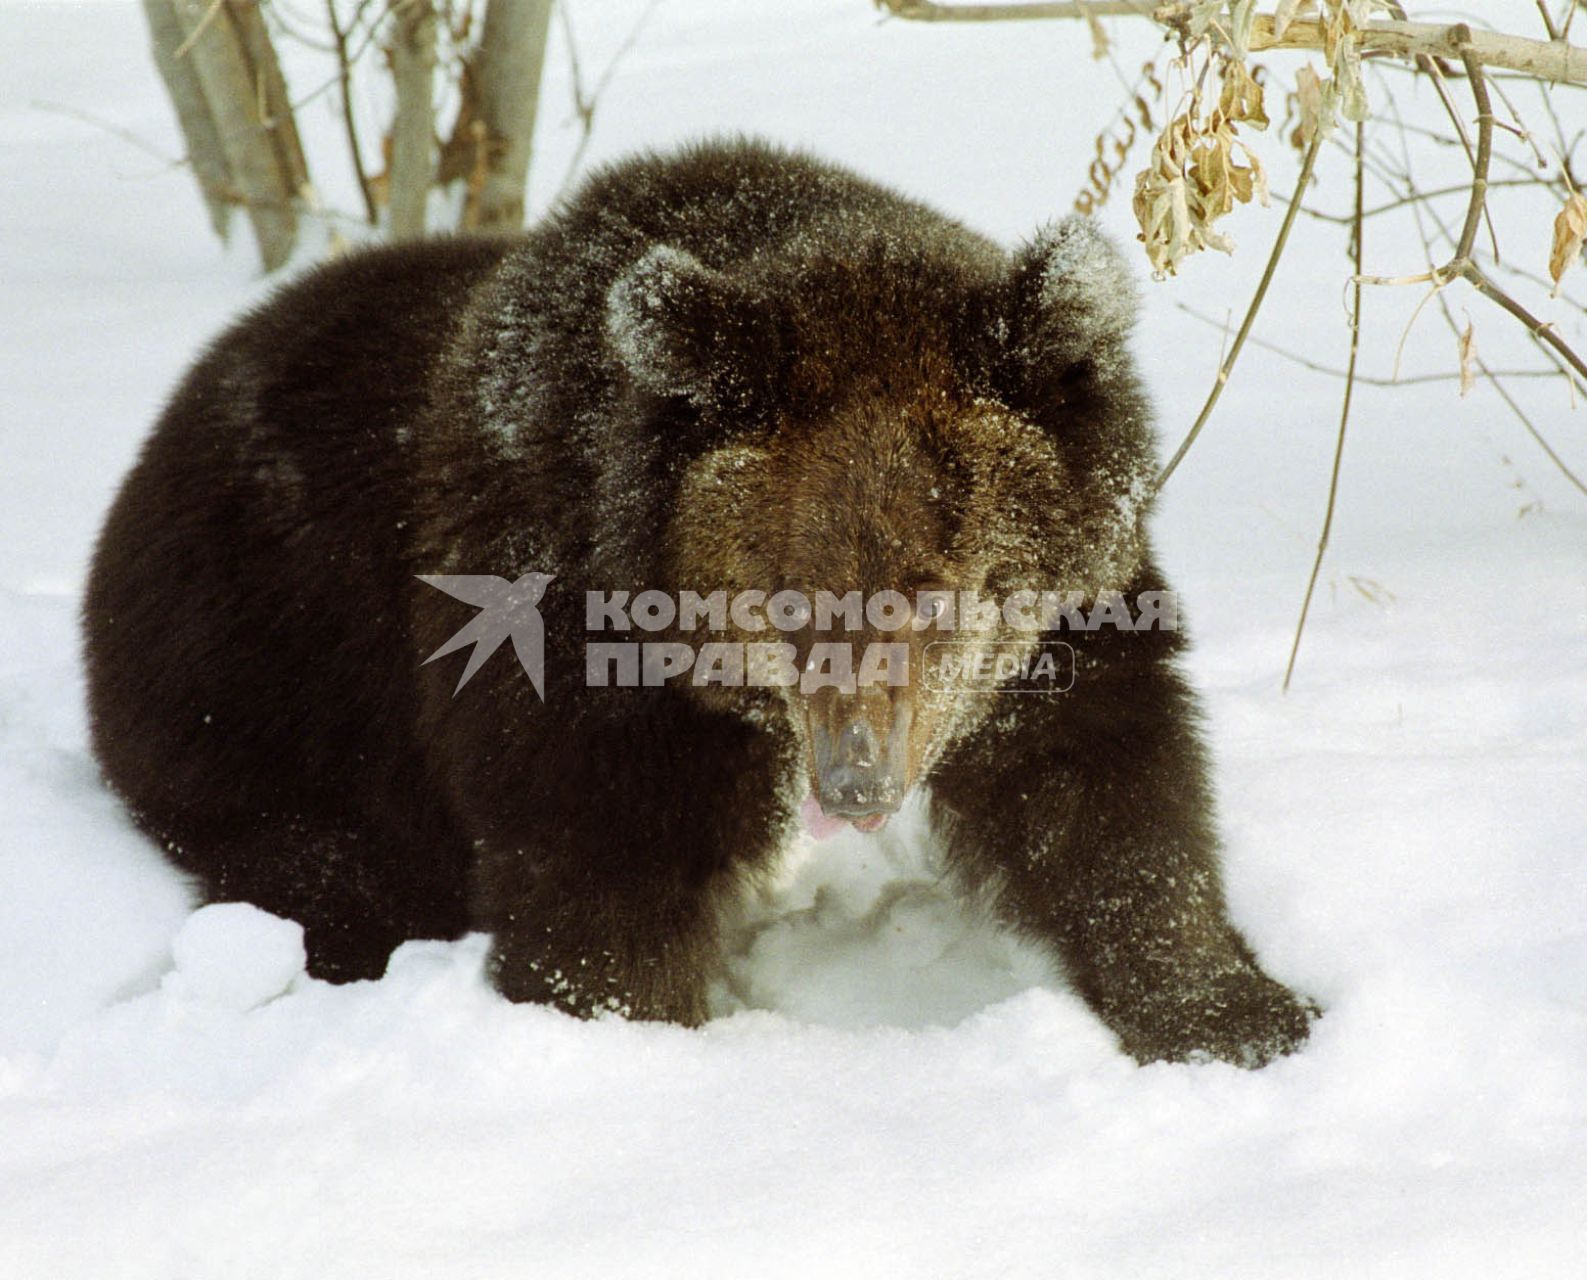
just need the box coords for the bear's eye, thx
[1057,359,1093,396]
[768,588,812,632]
[913,588,952,628]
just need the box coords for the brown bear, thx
[83,138,1316,1066]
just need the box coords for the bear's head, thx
[606,218,1156,832]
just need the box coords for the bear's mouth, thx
[799,791,892,839]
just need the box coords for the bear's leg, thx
[160,808,472,983]
[928,631,1315,1067]
[464,704,793,1025]
[480,855,730,1024]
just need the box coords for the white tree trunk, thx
[388,0,438,241]
[474,0,554,231]
[141,0,233,241]
[167,0,308,271]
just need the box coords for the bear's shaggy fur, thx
[84,139,1315,1065]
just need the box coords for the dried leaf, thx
[1322,0,1358,63]
[1226,0,1258,57]
[1243,140,1270,207]
[1295,62,1336,148]
[1458,320,1478,398]
[1548,192,1587,295]
[1132,56,1275,277]
[1219,59,1269,130]
[1273,0,1307,40]
[1182,0,1225,42]
[1336,38,1369,123]
[1348,576,1395,607]
[1086,9,1110,61]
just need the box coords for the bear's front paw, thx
[1110,970,1319,1069]
[486,936,709,1026]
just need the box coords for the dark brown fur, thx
[83,139,1315,1064]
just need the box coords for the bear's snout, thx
[808,695,911,832]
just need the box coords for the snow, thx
[2,0,1586,1275]
[166,904,307,1011]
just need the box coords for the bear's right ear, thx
[605,245,784,417]
[1000,216,1138,398]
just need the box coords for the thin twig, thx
[1389,78,1586,502]
[1174,302,1563,385]
[1285,121,1365,693]
[1420,51,1501,259]
[1538,1,1561,43]
[174,0,229,59]
[1388,276,1449,379]
[1476,361,1587,497]
[550,0,664,204]
[1358,35,1587,393]
[31,99,184,166]
[1486,72,1549,168]
[1154,130,1323,491]
[1282,178,1555,226]
[1452,43,1493,262]
[1452,50,1587,387]
[326,0,376,225]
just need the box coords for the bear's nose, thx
[838,720,875,767]
[816,719,902,818]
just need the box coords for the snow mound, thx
[165,903,306,1012]
[717,799,1057,1029]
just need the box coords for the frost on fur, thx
[1016,216,1138,372]
[604,244,776,414]
[605,244,709,398]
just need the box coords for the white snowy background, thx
[2,1,1585,1276]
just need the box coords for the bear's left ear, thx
[605,245,784,416]
[1000,216,1139,397]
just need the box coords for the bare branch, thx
[326,0,376,225]
[1252,14,1587,84]
[1388,72,1587,500]
[1452,44,1493,262]
[1359,37,1587,393]
[1154,129,1323,491]
[1174,302,1564,385]
[551,0,665,204]
[1450,49,1587,387]
[878,2,1587,83]
[1285,119,1364,693]
[876,1,1154,21]
[1537,1,1561,44]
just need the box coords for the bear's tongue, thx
[799,792,888,839]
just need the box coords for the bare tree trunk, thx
[473,0,554,231]
[141,0,233,241]
[230,0,310,198]
[388,0,438,241]
[161,0,309,272]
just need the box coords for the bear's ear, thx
[605,245,783,415]
[1000,216,1138,401]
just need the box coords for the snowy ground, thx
[2,1,1586,1276]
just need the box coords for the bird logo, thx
[417,572,554,699]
